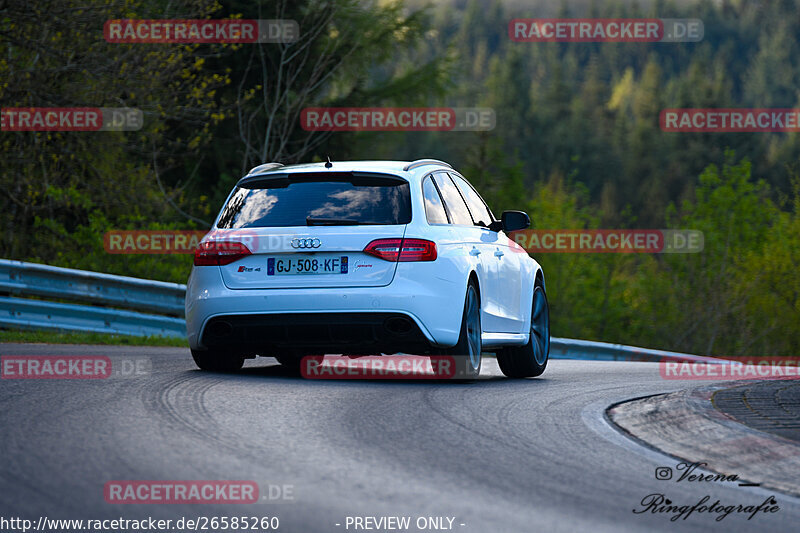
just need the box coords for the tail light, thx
[194,241,252,266]
[364,238,437,262]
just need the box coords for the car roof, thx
[241,160,454,182]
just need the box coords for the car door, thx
[451,173,523,333]
[431,171,503,332]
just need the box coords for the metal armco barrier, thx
[0,259,727,361]
[0,297,186,338]
[0,259,186,338]
[0,259,185,316]
[549,337,724,363]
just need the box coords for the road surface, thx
[1,344,797,532]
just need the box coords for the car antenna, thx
[325,155,333,169]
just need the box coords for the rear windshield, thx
[216,173,411,228]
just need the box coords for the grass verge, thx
[0,329,187,347]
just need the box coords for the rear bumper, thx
[185,263,466,352]
[201,312,431,354]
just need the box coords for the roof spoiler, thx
[245,162,284,175]
[403,159,452,171]
[236,170,407,189]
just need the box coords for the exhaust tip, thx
[207,320,233,338]
[384,317,413,335]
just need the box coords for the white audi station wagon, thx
[185,159,549,379]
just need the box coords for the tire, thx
[446,282,482,380]
[497,281,550,378]
[191,348,244,372]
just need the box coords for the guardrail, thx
[0,259,186,338]
[0,259,724,363]
[549,337,723,364]
[0,297,186,338]
[0,259,185,316]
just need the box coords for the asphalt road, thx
[1,344,798,533]
[713,380,800,443]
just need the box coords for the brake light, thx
[194,241,252,266]
[364,238,437,262]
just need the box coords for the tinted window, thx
[422,176,449,224]
[452,174,493,227]
[216,175,411,228]
[433,172,473,225]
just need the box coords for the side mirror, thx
[500,210,530,232]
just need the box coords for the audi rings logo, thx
[291,238,321,249]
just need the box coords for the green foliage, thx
[735,172,800,355]
[391,0,800,224]
[0,0,228,280]
[0,329,187,347]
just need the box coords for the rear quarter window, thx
[422,176,449,224]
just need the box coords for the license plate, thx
[267,256,348,275]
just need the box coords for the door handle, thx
[469,247,481,256]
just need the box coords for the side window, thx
[433,172,473,225]
[451,174,493,227]
[422,176,449,224]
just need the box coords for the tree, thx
[0,0,228,275]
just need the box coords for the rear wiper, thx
[306,217,361,226]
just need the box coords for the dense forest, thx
[2,0,799,357]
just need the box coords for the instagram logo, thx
[655,467,673,480]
